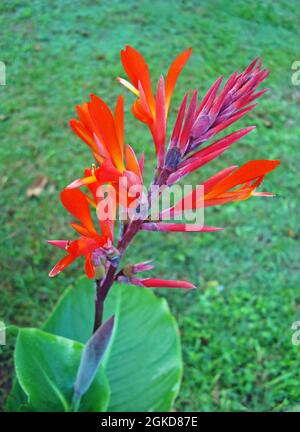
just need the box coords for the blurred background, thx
[0,0,299,411]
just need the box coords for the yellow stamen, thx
[117,77,140,97]
[91,163,96,175]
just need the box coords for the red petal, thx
[120,45,155,113]
[88,95,124,172]
[49,254,77,277]
[142,278,196,289]
[141,223,223,232]
[152,75,166,166]
[85,254,95,279]
[139,152,145,174]
[206,160,280,198]
[179,91,198,151]
[47,240,69,250]
[60,188,97,236]
[169,94,188,148]
[196,76,223,117]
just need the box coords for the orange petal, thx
[202,166,238,194]
[69,119,97,152]
[76,103,94,132]
[120,45,155,113]
[206,160,280,198]
[165,48,192,113]
[70,222,92,237]
[131,99,153,124]
[125,144,142,180]
[60,188,98,236]
[114,95,124,162]
[137,81,154,121]
[88,95,124,172]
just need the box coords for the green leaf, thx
[43,281,95,343]
[5,379,28,412]
[44,277,182,412]
[14,328,110,412]
[104,285,182,411]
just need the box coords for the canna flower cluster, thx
[48,46,279,330]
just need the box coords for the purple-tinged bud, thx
[164,147,181,170]
[191,114,210,139]
[122,260,154,277]
[132,260,155,273]
[105,246,120,265]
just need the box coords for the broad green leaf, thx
[43,281,95,343]
[5,379,28,412]
[44,277,182,412]
[14,328,110,412]
[104,285,182,411]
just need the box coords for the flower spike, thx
[49,47,279,313]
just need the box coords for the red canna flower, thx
[68,95,144,209]
[48,189,113,279]
[161,159,280,219]
[202,160,280,206]
[118,45,192,168]
[70,95,126,172]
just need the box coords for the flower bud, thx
[165,147,181,170]
[94,263,106,280]
[123,264,134,277]
[106,246,120,265]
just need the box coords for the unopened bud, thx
[123,264,134,277]
[106,247,120,265]
[165,147,181,170]
[94,264,106,280]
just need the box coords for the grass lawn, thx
[0,0,300,411]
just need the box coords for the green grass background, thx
[0,0,300,411]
